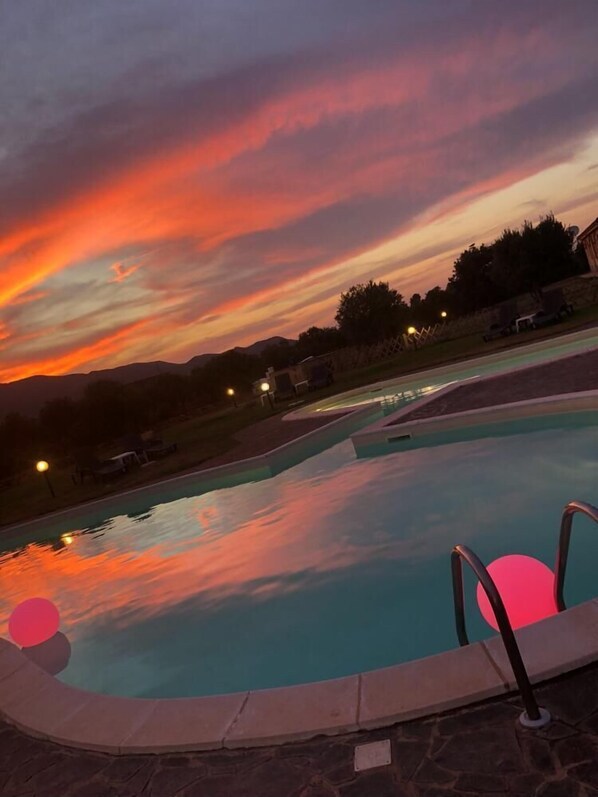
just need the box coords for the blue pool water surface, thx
[0,418,596,698]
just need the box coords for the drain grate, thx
[354,739,392,772]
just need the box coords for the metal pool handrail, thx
[451,544,548,727]
[554,501,598,612]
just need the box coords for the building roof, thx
[578,216,598,240]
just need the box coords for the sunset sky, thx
[2,1,597,383]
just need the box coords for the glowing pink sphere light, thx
[8,598,60,648]
[477,554,557,631]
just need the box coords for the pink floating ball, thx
[8,598,60,648]
[477,554,557,631]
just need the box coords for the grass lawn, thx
[1,306,596,530]
[0,403,276,529]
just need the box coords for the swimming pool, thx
[302,327,598,415]
[1,416,596,699]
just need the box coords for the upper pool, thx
[0,415,596,699]
[303,327,598,415]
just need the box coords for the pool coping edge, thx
[1,600,598,753]
[351,388,598,455]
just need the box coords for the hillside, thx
[0,336,291,418]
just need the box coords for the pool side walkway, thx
[194,412,349,469]
[3,662,598,796]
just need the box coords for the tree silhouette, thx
[490,215,580,301]
[39,398,79,455]
[447,244,500,314]
[335,280,409,344]
[295,326,346,359]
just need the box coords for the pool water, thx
[1,419,596,698]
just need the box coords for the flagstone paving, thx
[3,661,598,795]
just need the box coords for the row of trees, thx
[446,215,587,315]
[267,214,587,356]
[0,214,588,483]
[0,330,348,480]
[0,352,267,481]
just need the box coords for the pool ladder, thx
[451,500,598,729]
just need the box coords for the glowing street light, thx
[260,381,274,410]
[440,310,448,319]
[406,326,418,351]
[36,460,55,498]
[226,387,237,408]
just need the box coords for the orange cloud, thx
[0,22,570,307]
[110,261,140,283]
[0,319,155,383]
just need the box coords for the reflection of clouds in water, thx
[0,425,595,687]
[127,508,155,524]
[82,518,116,535]
[194,505,220,535]
[338,427,598,566]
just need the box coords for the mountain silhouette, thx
[0,336,292,418]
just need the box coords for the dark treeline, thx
[0,213,587,482]
[0,333,346,481]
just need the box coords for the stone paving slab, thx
[4,661,598,795]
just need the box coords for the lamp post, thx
[407,326,417,350]
[226,387,237,408]
[260,381,274,410]
[36,460,55,498]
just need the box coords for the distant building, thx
[578,217,598,273]
[253,356,334,401]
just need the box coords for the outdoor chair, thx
[73,448,127,484]
[120,432,178,461]
[527,289,573,330]
[537,289,574,323]
[272,372,297,401]
[482,302,519,342]
[307,363,334,391]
